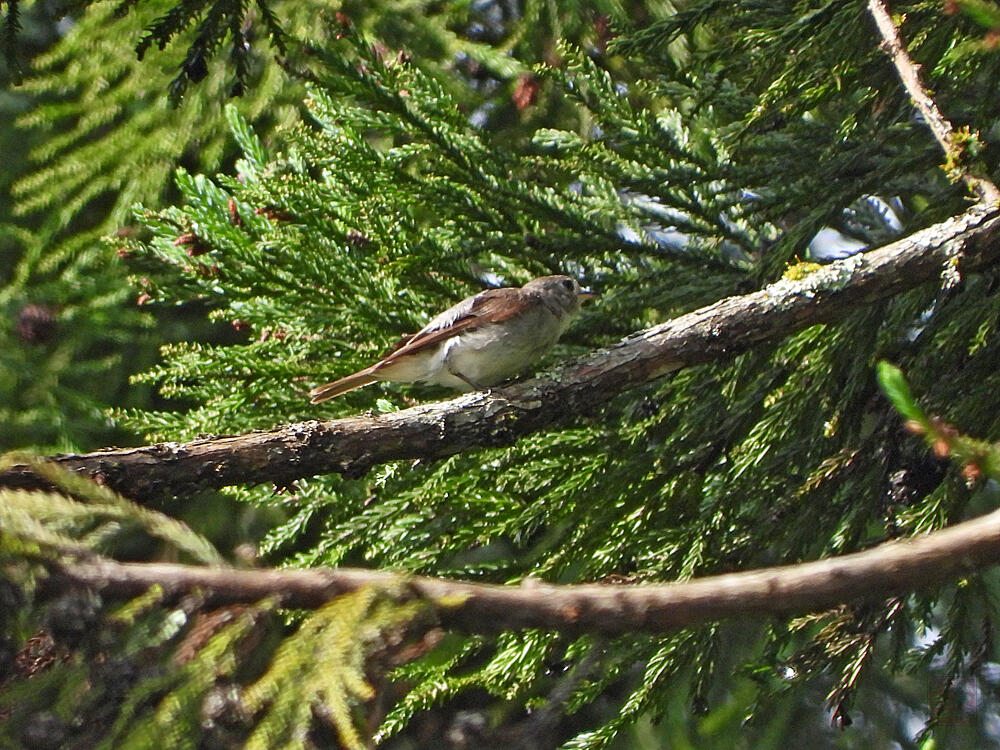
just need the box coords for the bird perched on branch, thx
[309,275,593,402]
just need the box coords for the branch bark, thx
[867,0,1000,204]
[3,207,1000,500]
[44,503,1000,634]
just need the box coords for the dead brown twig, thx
[867,0,1000,204]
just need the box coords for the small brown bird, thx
[309,275,593,403]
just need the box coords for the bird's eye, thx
[561,279,575,291]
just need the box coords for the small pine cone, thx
[228,198,242,226]
[512,74,540,111]
[15,304,58,344]
[174,232,210,256]
[193,263,219,278]
[594,15,614,53]
[346,229,371,247]
[254,205,296,222]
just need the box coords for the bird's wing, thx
[377,288,525,367]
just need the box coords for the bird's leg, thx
[448,367,521,400]
[448,367,486,392]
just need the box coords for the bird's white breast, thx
[429,305,569,389]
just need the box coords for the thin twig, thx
[867,0,1000,204]
[43,503,1000,634]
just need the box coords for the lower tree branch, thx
[868,0,1000,204]
[44,503,1000,634]
[3,207,1000,500]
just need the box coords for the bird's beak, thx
[578,288,596,302]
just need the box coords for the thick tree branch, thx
[868,0,1000,204]
[3,207,1000,499]
[44,504,1000,634]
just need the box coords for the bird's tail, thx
[308,371,379,403]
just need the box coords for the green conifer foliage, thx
[2,0,303,452]
[613,0,1000,268]
[107,4,1000,742]
[1,0,643,453]
[6,0,1000,746]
